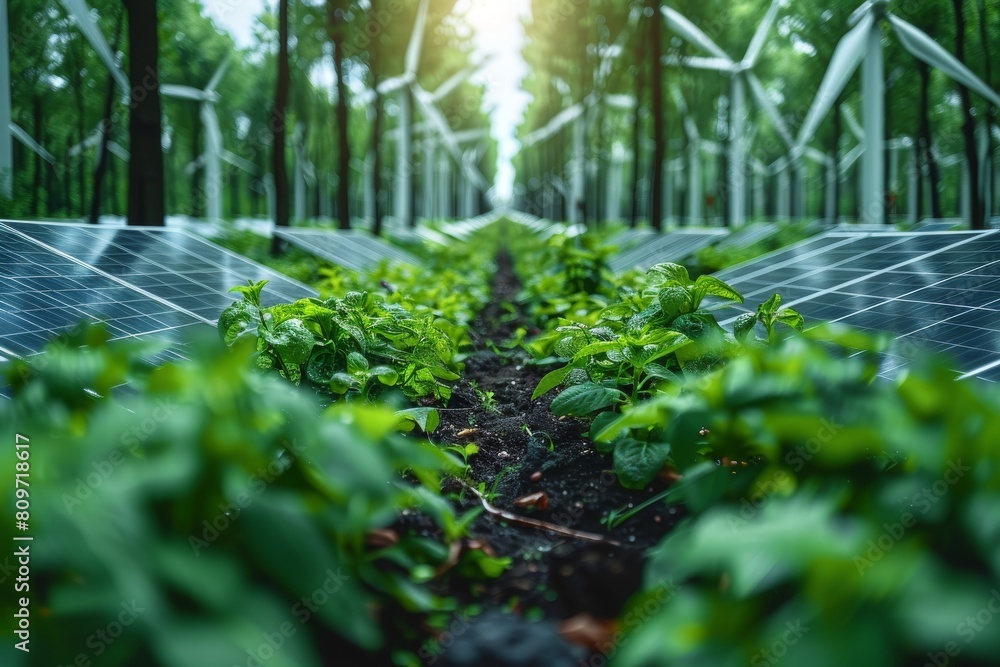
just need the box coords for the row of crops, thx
[3,217,999,666]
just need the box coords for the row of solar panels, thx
[0,221,319,373]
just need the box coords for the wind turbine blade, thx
[700,140,723,155]
[677,56,737,72]
[68,127,102,156]
[221,150,258,174]
[9,123,56,164]
[803,146,830,165]
[205,57,231,95]
[604,94,636,110]
[522,104,584,147]
[889,14,1000,108]
[743,0,782,68]
[161,84,211,102]
[377,73,415,95]
[106,141,130,161]
[404,0,430,77]
[201,104,223,156]
[746,72,794,149]
[993,124,1000,143]
[840,144,865,175]
[661,6,733,62]
[432,66,477,102]
[795,12,873,150]
[452,128,489,143]
[768,155,789,175]
[841,104,865,142]
[59,0,129,94]
[411,84,489,191]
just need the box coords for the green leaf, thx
[733,313,758,341]
[305,350,338,384]
[263,318,316,366]
[532,365,573,400]
[658,286,694,321]
[228,279,269,308]
[347,351,370,374]
[614,438,672,489]
[693,275,744,304]
[590,411,621,453]
[395,408,440,433]
[372,365,399,386]
[647,263,691,287]
[574,340,622,360]
[330,373,354,394]
[218,301,258,346]
[550,382,623,416]
[757,293,783,318]
[776,308,805,332]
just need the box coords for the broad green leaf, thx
[647,263,691,287]
[263,318,316,366]
[395,407,440,433]
[228,279,269,307]
[614,438,672,489]
[658,286,694,321]
[550,382,623,416]
[590,410,621,452]
[372,365,399,386]
[330,372,354,394]
[693,275,744,303]
[574,340,622,360]
[305,350,338,384]
[733,313,758,341]
[218,301,258,346]
[757,293,783,317]
[347,351,370,374]
[776,308,805,332]
[532,365,573,399]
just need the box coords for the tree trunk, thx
[629,41,644,228]
[122,0,165,226]
[31,96,42,216]
[831,95,842,222]
[406,87,417,228]
[90,11,125,225]
[917,61,944,219]
[370,30,383,236]
[648,0,664,232]
[271,0,291,254]
[329,6,351,231]
[976,0,995,220]
[951,0,984,229]
[189,110,203,218]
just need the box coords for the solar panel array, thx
[714,230,1000,381]
[0,220,320,385]
[274,228,421,273]
[713,223,779,251]
[610,229,728,273]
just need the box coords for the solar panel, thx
[4,221,318,322]
[912,219,962,232]
[612,228,659,251]
[0,226,208,380]
[713,223,779,251]
[274,228,420,273]
[610,229,728,273]
[715,230,1000,379]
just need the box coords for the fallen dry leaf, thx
[456,428,479,437]
[512,491,549,510]
[366,528,399,548]
[559,613,621,652]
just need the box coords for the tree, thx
[90,10,125,224]
[328,1,351,230]
[271,0,291,254]
[951,0,984,229]
[122,0,165,226]
[648,0,664,231]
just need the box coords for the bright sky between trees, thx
[201,0,530,201]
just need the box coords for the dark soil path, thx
[425,247,684,658]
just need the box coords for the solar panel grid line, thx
[0,223,214,326]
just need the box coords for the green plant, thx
[599,332,1000,667]
[469,380,500,414]
[0,325,506,665]
[219,280,459,403]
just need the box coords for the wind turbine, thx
[161,60,230,221]
[795,0,1000,225]
[662,0,786,227]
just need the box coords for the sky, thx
[201,0,531,202]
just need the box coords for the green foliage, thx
[0,325,504,665]
[603,335,1000,667]
[220,280,459,403]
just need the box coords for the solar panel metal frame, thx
[713,223,780,251]
[3,220,318,324]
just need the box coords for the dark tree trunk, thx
[406,87,417,228]
[951,0,984,229]
[122,0,165,226]
[831,96,842,222]
[73,39,88,217]
[90,11,125,225]
[976,0,995,219]
[271,0,291,254]
[917,61,944,219]
[31,96,42,216]
[649,0,664,232]
[329,6,351,231]
[370,83,383,235]
[189,111,203,218]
